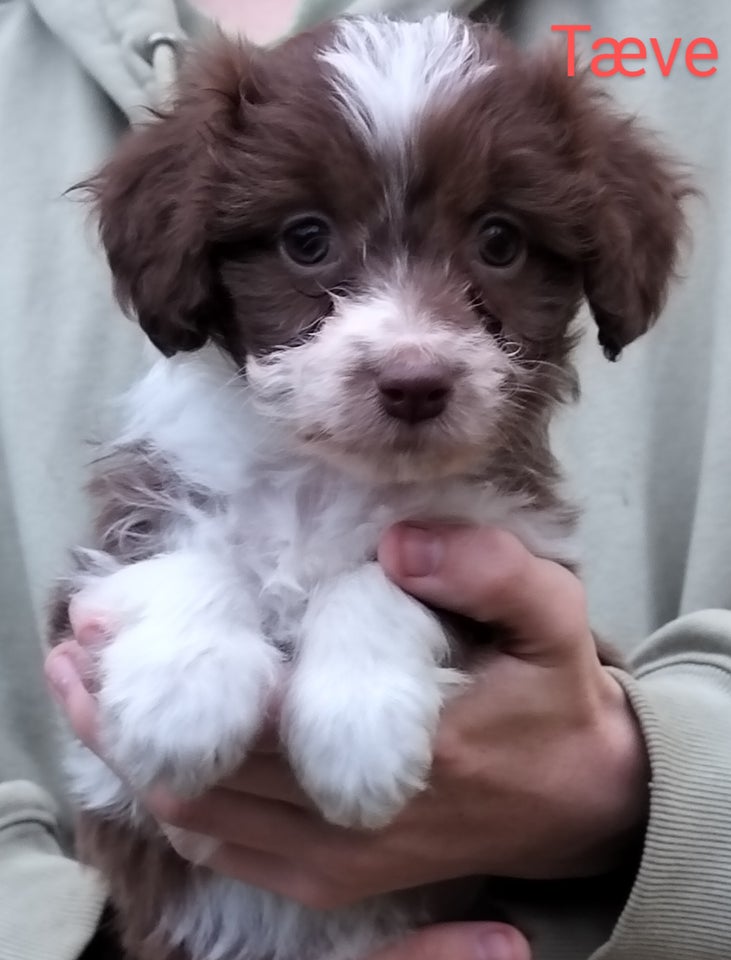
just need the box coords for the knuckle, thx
[305,835,370,899]
[433,728,481,790]
[313,855,374,909]
[288,874,344,911]
[284,862,362,911]
[432,724,467,775]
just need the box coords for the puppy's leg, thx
[71,549,281,797]
[285,562,462,829]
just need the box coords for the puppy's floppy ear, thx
[581,96,694,361]
[80,38,256,356]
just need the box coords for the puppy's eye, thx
[281,216,332,267]
[477,217,523,268]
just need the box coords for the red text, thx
[551,24,718,78]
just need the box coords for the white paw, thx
[72,554,281,797]
[284,562,461,829]
[287,665,457,829]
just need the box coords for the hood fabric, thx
[27,0,210,119]
[290,0,483,33]
[26,1,487,119]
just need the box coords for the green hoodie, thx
[0,1,730,959]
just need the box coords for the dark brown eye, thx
[281,216,332,266]
[478,217,523,268]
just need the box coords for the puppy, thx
[51,14,689,960]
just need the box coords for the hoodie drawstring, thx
[142,0,188,101]
[145,31,181,97]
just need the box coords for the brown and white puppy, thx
[53,14,689,960]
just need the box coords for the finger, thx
[220,754,310,807]
[45,643,101,750]
[367,923,532,960]
[203,844,328,907]
[379,524,588,662]
[162,825,222,866]
[48,637,97,687]
[146,787,320,857]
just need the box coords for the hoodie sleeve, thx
[589,610,731,960]
[0,781,107,960]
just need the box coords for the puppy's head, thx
[86,15,691,483]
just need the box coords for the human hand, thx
[46,525,648,911]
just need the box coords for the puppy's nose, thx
[377,359,452,423]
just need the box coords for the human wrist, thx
[566,670,650,877]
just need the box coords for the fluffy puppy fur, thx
[51,13,690,960]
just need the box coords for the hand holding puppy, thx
[47,525,648,960]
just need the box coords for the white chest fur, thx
[119,349,577,605]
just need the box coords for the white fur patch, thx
[285,562,462,828]
[320,14,493,157]
[72,548,283,797]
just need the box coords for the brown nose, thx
[377,359,452,423]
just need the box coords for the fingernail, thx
[398,526,443,577]
[476,930,516,960]
[45,654,78,704]
[163,826,220,866]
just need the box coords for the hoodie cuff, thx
[0,780,107,960]
[591,615,731,959]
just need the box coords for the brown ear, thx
[80,39,256,356]
[581,102,693,361]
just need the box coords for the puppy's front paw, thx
[72,555,281,797]
[284,563,462,829]
[287,667,455,829]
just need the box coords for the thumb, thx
[379,524,588,661]
[368,922,531,960]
